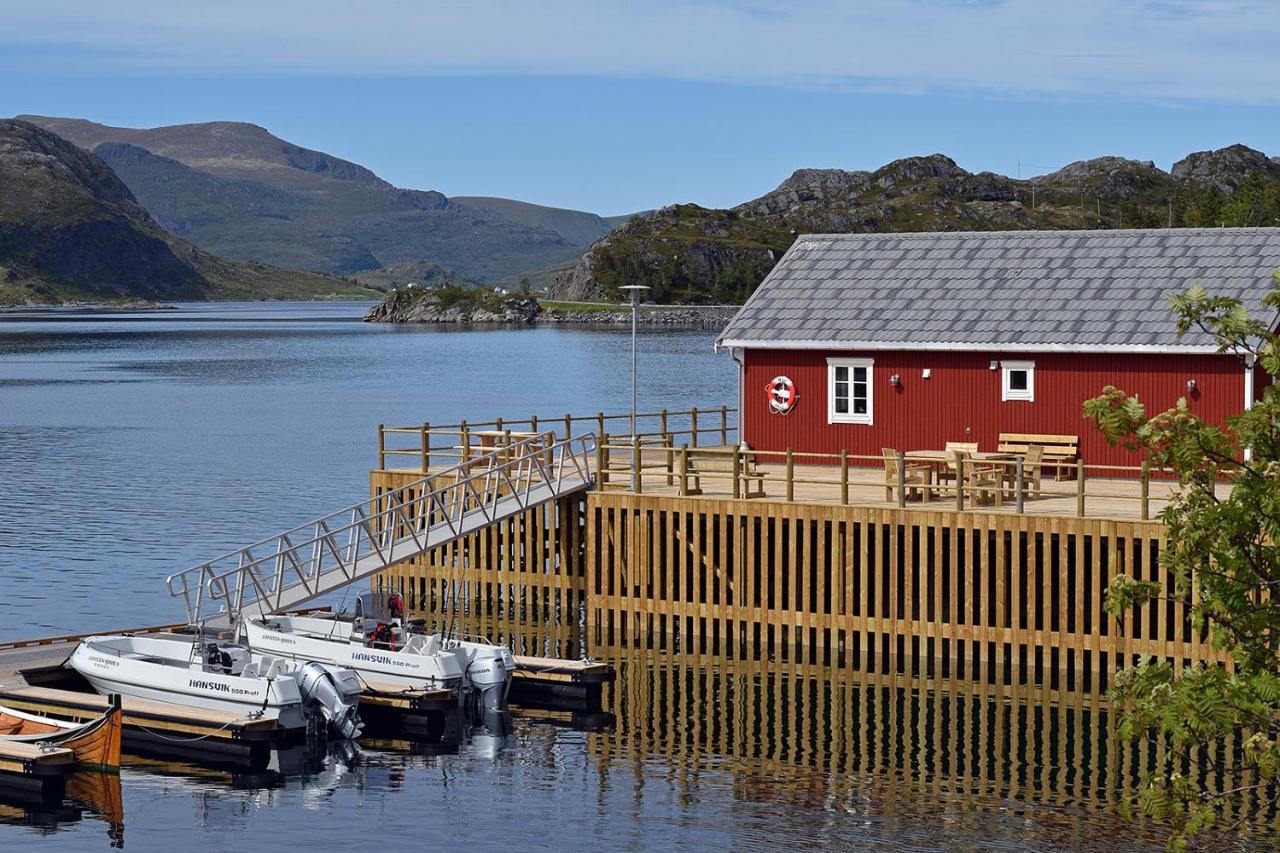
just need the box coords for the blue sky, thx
[2,1,1278,215]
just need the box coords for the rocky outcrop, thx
[362,286,734,329]
[1172,144,1280,194]
[362,288,541,324]
[555,144,1280,307]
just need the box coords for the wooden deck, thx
[599,459,1206,521]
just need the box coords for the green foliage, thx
[1083,274,1280,848]
[1220,172,1280,228]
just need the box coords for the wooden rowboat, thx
[0,695,121,771]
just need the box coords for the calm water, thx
[0,303,1261,850]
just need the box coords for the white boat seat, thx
[402,634,441,655]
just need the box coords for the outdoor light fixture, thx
[889,374,901,386]
[989,361,999,371]
[922,369,931,379]
[1186,379,1197,392]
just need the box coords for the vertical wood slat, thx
[372,468,1200,683]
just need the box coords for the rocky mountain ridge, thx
[552,144,1280,304]
[17,115,617,282]
[0,120,367,305]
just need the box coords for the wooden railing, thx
[377,405,737,472]
[594,443,1196,521]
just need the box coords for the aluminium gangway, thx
[166,432,596,626]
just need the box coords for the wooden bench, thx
[685,445,766,498]
[997,433,1078,480]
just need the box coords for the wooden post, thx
[955,457,965,511]
[1014,457,1024,514]
[377,423,385,470]
[720,406,728,444]
[530,414,538,436]
[785,448,795,502]
[678,446,689,496]
[495,416,503,433]
[420,422,430,473]
[732,444,742,500]
[460,419,470,463]
[660,408,668,442]
[691,407,700,447]
[595,440,606,487]
[565,413,573,439]
[665,436,674,486]
[1076,459,1086,517]
[1140,461,1150,521]
[840,449,849,504]
[632,434,641,493]
[596,412,605,442]
[896,450,907,508]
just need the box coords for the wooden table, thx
[905,450,1017,502]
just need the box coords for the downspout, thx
[1243,354,1256,462]
[730,347,745,446]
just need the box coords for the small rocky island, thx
[362,284,735,329]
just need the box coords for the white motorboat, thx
[68,634,364,738]
[243,592,515,715]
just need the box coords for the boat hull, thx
[69,639,308,730]
[245,618,465,694]
[0,702,122,771]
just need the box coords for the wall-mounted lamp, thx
[988,361,999,371]
[1186,379,1197,393]
[922,369,932,379]
[889,374,901,387]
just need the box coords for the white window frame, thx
[827,357,874,424]
[1001,360,1035,402]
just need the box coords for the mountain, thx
[551,146,1280,304]
[450,197,616,246]
[17,116,603,281]
[0,119,367,305]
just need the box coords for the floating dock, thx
[511,655,614,709]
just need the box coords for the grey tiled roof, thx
[716,228,1280,351]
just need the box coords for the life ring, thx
[766,375,798,414]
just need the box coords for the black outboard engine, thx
[296,661,364,739]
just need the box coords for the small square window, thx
[1001,361,1035,402]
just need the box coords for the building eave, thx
[717,339,1230,355]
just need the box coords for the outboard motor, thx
[465,648,513,716]
[297,661,364,739]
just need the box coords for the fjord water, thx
[0,303,1211,850]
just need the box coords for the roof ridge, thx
[795,227,1280,240]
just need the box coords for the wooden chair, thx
[883,448,932,502]
[1008,444,1044,499]
[937,441,978,495]
[955,450,1003,507]
[998,433,1078,480]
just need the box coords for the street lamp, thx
[619,285,650,442]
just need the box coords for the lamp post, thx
[619,285,650,488]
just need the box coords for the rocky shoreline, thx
[362,289,734,330]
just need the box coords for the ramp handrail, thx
[166,431,596,625]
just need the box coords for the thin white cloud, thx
[3,0,1278,103]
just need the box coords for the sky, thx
[1,0,1278,215]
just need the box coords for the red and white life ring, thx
[766,375,798,414]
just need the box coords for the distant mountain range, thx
[8,110,1280,308]
[0,119,368,305]
[18,115,629,283]
[552,144,1280,303]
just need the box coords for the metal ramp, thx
[167,432,596,625]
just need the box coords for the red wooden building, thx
[715,229,1279,466]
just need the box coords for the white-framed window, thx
[1001,360,1035,402]
[827,357,874,424]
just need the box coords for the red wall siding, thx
[743,348,1252,467]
